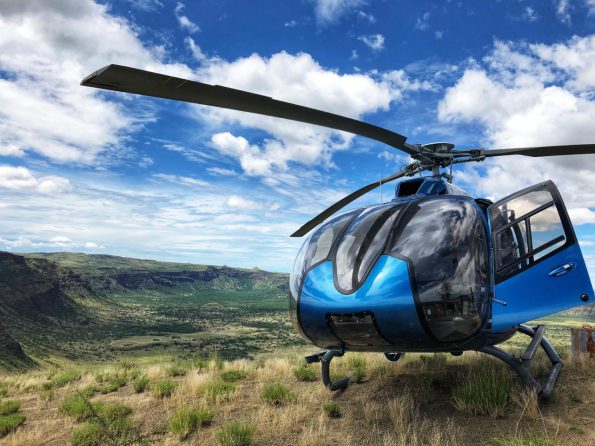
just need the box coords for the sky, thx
[0,0,594,275]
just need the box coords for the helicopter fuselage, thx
[289,177,593,353]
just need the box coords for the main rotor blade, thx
[82,64,415,155]
[291,169,409,237]
[485,144,595,158]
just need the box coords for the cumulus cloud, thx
[358,34,385,51]
[0,0,192,165]
[0,165,70,194]
[438,37,595,216]
[415,12,430,31]
[311,0,365,25]
[194,52,429,178]
[555,0,571,24]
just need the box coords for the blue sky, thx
[0,0,594,275]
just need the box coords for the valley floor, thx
[0,334,594,446]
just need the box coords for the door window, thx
[490,184,571,283]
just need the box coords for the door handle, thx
[548,262,576,277]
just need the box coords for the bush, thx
[452,366,513,417]
[216,422,254,446]
[133,377,150,393]
[96,375,127,394]
[169,406,214,439]
[0,413,26,437]
[59,394,96,421]
[151,379,177,399]
[97,403,132,423]
[293,366,317,382]
[221,370,247,382]
[204,380,236,402]
[261,382,296,406]
[167,364,189,377]
[322,400,341,418]
[0,400,21,415]
[71,418,141,446]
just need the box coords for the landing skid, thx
[306,324,563,397]
[479,324,562,399]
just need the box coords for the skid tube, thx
[478,324,562,399]
[305,346,350,391]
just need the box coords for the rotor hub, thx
[421,142,455,153]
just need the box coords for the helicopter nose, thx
[296,255,428,350]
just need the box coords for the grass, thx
[43,370,81,390]
[204,379,236,402]
[322,400,342,418]
[261,382,296,405]
[169,406,214,439]
[167,364,189,377]
[0,382,7,398]
[132,376,150,393]
[59,393,96,421]
[0,400,21,415]
[293,365,317,382]
[452,362,514,417]
[487,434,562,446]
[220,369,247,382]
[0,413,26,436]
[216,421,254,446]
[150,379,177,399]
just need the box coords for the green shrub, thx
[71,418,141,446]
[193,357,209,371]
[351,366,366,383]
[261,382,296,406]
[169,406,214,439]
[151,379,177,399]
[293,366,317,382]
[221,370,247,382]
[51,370,81,388]
[204,380,236,402]
[322,401,341,418]
[133,377,150,393]
[0,400,21,415]
[97,403,132,423]
[0,413,26,437]
[96,375,127,394]
[0,383,7,398]
[346,355,366,370]
[216,422,254,446]
[452,366,513,417]
[117,360,137,370]
[71,422,104,446]
[167,364,189,377]
[59,394,96,421]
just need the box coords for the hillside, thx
[0,252,298,370]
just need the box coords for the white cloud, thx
[438,37,595,217]
[0,0,193,165]
[358,34,385,51]
[284,20,297,27]
[0,165,71,194]
[226,195,263,210]
[207,167,237,176]
[194,51,428,178]
[174,2,200,33]
[0,144,24,157]
[153,173,210,188]
[84,241,104,249]
[125,0,163,11]
[555,0,571,24]
[569,208,595,225]
[357,10,376,23]
[588,0,595,14]
[522,6,538,22]
[350,49,359,60]
[311,0,365,25]
[185,36,206,61]
[435,30,444,40]
[415,12,430,31]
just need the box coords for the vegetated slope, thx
[0,252,294,370]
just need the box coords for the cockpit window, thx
[334,204,402,293]
[387,197,488,342]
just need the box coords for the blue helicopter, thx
[81,65,594,398]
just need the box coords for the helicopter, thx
[81,64,595,398]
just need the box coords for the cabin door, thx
[488,181,593,331]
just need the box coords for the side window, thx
[491,187,570,283]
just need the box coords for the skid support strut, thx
[478,324,562,399]
[305,346,350,391]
